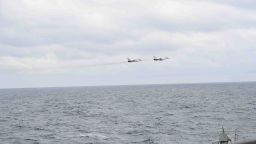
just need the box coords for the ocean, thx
[0,82,255,144]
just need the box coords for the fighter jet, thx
[153,56,169,61]
[127,58,142,63]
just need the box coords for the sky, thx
[0,0,256,88]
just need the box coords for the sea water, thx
[0,82,255,144]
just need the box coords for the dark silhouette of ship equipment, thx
[213,127,232,144]
[219,127,232,144]
[212,127,256,144]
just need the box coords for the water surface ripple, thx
[0,83,256,144]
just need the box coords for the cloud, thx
[2,0,256,46]
[208,0,256,10]
[0,0,256,87]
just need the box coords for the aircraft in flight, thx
[127,58,142,63]
[153,56,169,61]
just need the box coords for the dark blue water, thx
[0,82,256,144]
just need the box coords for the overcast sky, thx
[0,0,256,88]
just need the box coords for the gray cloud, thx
[208,0,256,10]
[0,0,256,88]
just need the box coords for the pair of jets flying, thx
[127,56,169,62]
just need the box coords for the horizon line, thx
[0,80,255,90]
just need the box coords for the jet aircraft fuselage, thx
[127,58,142,62]
[153,56,169,61]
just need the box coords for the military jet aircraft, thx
[153,56,169,61]
[127,58,142,63]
